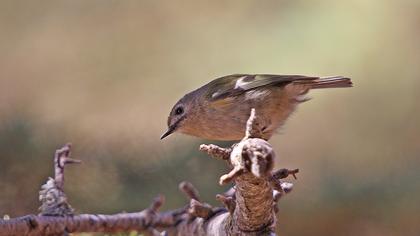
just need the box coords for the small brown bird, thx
[162,74,352,141]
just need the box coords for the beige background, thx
[1,1,419,235]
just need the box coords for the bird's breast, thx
[184,87,298,141]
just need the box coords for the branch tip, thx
[150,195,165,212]
[179,181,200,201]
[245,108,264,139]
[199,144,231,160]
[273,168,299,180]
[216,194,236,214]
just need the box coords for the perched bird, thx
[162,74,352,141]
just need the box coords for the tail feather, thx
[294,76,352,89]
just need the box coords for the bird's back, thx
[175,74,352,141]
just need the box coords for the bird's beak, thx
[160,125,176,140]
[161,116,185,140]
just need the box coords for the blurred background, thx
[1,0,419,235]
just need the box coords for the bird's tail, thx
[294,76,352,89]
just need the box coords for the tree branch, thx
[0,108,298,235]
[198,108,298,235]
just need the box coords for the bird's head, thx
[161,92,199,139]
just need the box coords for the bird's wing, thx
[206,74,318,101]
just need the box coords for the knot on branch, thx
[39,177,74,216]
[201,109,275,185]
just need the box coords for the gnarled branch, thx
[0,108,298,236]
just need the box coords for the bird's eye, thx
[175,107,184,115]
